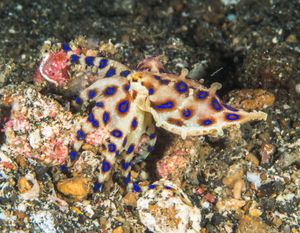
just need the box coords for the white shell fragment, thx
[137,180,201,233]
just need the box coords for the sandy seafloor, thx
[0,0,299,232]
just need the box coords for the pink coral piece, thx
[35,50,69,86]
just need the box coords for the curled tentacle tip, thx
[209,82,222,95]
[179,68,189,79]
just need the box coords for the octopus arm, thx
[139,70,267,139]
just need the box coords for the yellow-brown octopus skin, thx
[34,40,267,191]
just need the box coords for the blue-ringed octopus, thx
[17,38,267,194]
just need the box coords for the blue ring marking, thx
[62,43,71,52]
[75,96,82,104]
[111,129,123,138]
[160,79,170,85]
[85,56,94,66]
[77,130,85,140]
[133,182,141,192]
[165,185,172,189]
[69,151,77,161]
[93,182,103,192]
[176,81,188,93]
[153,101,174,109]
[131,118,137,129]
[88,90,95,99]
[147,146,155,152]
[105,86,116,96]
[197,91,208,99]
[60,165,67,172]
[124,173,131,185]
[121,161,131,170]
[122,138,127,147]
[118,100,129,113]
[101,161,111,172]
[87,113,94,122]
[120,70,131,77]
[99,59,107,69]
[226,113,240,121]
[103,112,110,124]
[95,101,104,107]
[70,54,79,63]
[108,143,116,152]
[154,75,161,80]
[183,109,191,118]
[126,144,134,154]
[149,184,156,189]
[223,104,238,112]
[105,68,116,78]
[92,120,99,128]
[148,88,154,95]
[150,133,156,139]
[212,98,222,111]
[202,119,212,126]
[124,84,130,91]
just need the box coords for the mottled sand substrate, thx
[0,0,299,232]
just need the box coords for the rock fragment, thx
[137,180,201,233]
[57,176,91,201]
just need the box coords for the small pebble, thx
[18,177,33,193]
[57,176,91,200]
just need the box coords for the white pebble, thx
[246,172,261,188]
